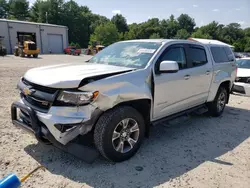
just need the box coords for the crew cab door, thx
[153,44,195,120]
[184,44,213,106]
[153,43,213,120]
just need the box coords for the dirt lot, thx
[0,55,249,188]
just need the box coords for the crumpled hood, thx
[24,63,134,88]
[237,68,250,77]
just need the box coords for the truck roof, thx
[120,39,199,44]
[119,39,230,47]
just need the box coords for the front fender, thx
[79,69,153,111]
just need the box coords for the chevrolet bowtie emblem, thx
[23,87,35,95]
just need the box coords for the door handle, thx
[184,75,190,80]
[206,71,210,75]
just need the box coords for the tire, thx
[94,106,145,162]
[33,54,38,58]
[19,49,25,57]
[27,54,31,57]
[207,86,228,117]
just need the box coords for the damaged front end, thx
[12,78,103,145]
[11,66,153,162]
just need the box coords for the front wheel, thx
[207,86,228,117]
[94,106,145,162]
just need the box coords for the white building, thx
[0,19,68,54]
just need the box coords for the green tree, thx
[244,28,250,37]
[90,22,119,46]
[29,0,50,22]
[177,14,196,33]
[0,0,8,18]
[8,0,29,20]
[160,15,179,38]
[175,29,190,39]
[191,29,212,39]
[149,33,161,39]
[221,23,244,44]
[46,0,63,24]
[111,14,128,33]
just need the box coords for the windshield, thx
[88,41,162,69]
[236,59,250,69]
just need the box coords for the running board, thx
[152,104,208,126]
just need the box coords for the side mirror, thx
[159,61,179,73]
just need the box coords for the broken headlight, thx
[57,91,99,105]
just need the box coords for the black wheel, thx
[207,86,228,117]
[33,54,38,58]
[94,106,145,162]
[27,54,31,57]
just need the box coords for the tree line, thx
[1,0,250,52]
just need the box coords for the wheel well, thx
[116,99,151,137]
[219,81,231,103]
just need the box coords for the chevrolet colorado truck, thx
[11,39,237,162]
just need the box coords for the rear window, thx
[210,46,234,63]
[223,47,235,61]
[189,47,207,67]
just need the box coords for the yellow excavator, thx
[86,41,105,55]
[14,33,40,58]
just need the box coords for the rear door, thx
[185,44,213,104]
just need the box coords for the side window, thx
[223,47,235,61]
[161,47,187,69]
[188,47,207,67]
[210,47,230,63]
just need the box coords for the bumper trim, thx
[11,101,99,163]
[11,101,44,141]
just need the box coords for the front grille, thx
[28,43,37,50]
[233,85,246,94]
[20,78,58,112]
[22,78,57,94]
[235,77,250,83]
[21,93,51,111]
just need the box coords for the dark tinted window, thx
[210,46,232,63]
[161,47,187,69]
[189,47,207,67]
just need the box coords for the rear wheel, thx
[208,86,228,117]
[33,54,38,58]
[94,106,145,162]
[27,54,31,57]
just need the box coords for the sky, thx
[28,0,250,28]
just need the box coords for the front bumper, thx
[232,82,250,96]
[11,100,101,145]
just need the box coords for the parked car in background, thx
[64,46,81,55]
[11,39,236,162]
[233,58,250,96]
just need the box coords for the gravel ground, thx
[0,55,249,188]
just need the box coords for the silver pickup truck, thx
[11,39,237,162]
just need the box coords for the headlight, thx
[57,91,99,105]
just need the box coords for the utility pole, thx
[46,12,48,23]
